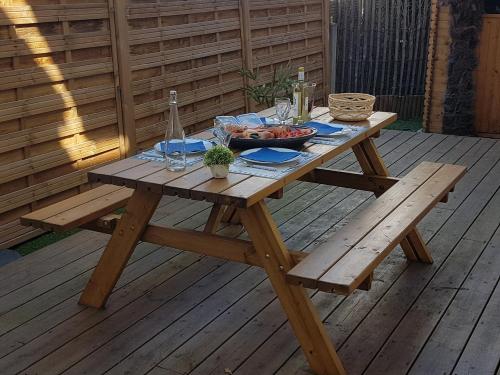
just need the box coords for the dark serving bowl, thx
[228,127,318,150]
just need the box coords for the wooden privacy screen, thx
[125,0,330,149]
[0,0,330,249]
[331,0,431,120]
[0,2,124,248]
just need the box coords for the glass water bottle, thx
[164,90,186,171]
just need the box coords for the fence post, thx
[330,21,338,94]
[239,0,254,112]
[423,0,440,133]
[109,0,136,157]
[322,0,332,101]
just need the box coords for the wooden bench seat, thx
[287,162,466,295]
[20,185,133,232]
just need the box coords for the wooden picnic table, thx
[22,107,466,375]
[83,107,396,374]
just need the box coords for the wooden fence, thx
[0,0,330,249]
[331,0,431,120]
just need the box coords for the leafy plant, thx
[204,145,235,167]
[239,65,295,107]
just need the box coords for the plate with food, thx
[227,125,317,150]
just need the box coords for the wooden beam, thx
[204,203,225,234]
[239,201,346,375]
[300,168,400,194]
[143,224,260,265]
[221,205,237,223]
[141,224,307,267]
[79,218,307,267]
[111,0,136,156]
[322,0,331,102]
[238,0,253,112]
[79,189,162,308]
[81,213,121,234]
[268,188,284,199]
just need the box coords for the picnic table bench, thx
[21,108,466,375]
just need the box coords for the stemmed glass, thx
[275,98,291,125]
[214,118,233,147]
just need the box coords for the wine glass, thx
[214,118,233,147]
[275,98,291,125]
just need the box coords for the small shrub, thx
[239,65,294,107]
[203,146,235,167]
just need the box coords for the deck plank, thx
[1,132,499,375]
[408,224,500,375]
[451,258,500,375]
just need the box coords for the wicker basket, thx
[328,93,376,121]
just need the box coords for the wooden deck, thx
[1,130,500,375]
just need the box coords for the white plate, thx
[154,138,213,154]
[240,147,301,165]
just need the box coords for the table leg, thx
[239,201,346,375]
[204,203,225,234]
[353,138,433,263]
[221,205,237,223]
[79,189,162,309]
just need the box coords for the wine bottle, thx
[164,90,186,171]
[292,67,305,124]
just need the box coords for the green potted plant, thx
[204,145,235,178]
[239,65,294,108]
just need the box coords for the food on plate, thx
[230,125,314,140]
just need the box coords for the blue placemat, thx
[308,124,369,146]
[231,151,320,179]
[136,149,204,167]
[304,121,344,136]
[157,141,206,154]
[241,148,301,163]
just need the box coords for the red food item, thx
[230,125,313,140]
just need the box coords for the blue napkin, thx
[159,141,206,154]
[305,121,344,136]
[243,148,300,163]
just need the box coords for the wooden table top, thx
[88,108,397,208]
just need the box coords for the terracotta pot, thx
[209,164,229,178]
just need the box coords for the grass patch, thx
[387,118,423,132]
[13,229,80,256]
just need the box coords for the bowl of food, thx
[227,125,317,150]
